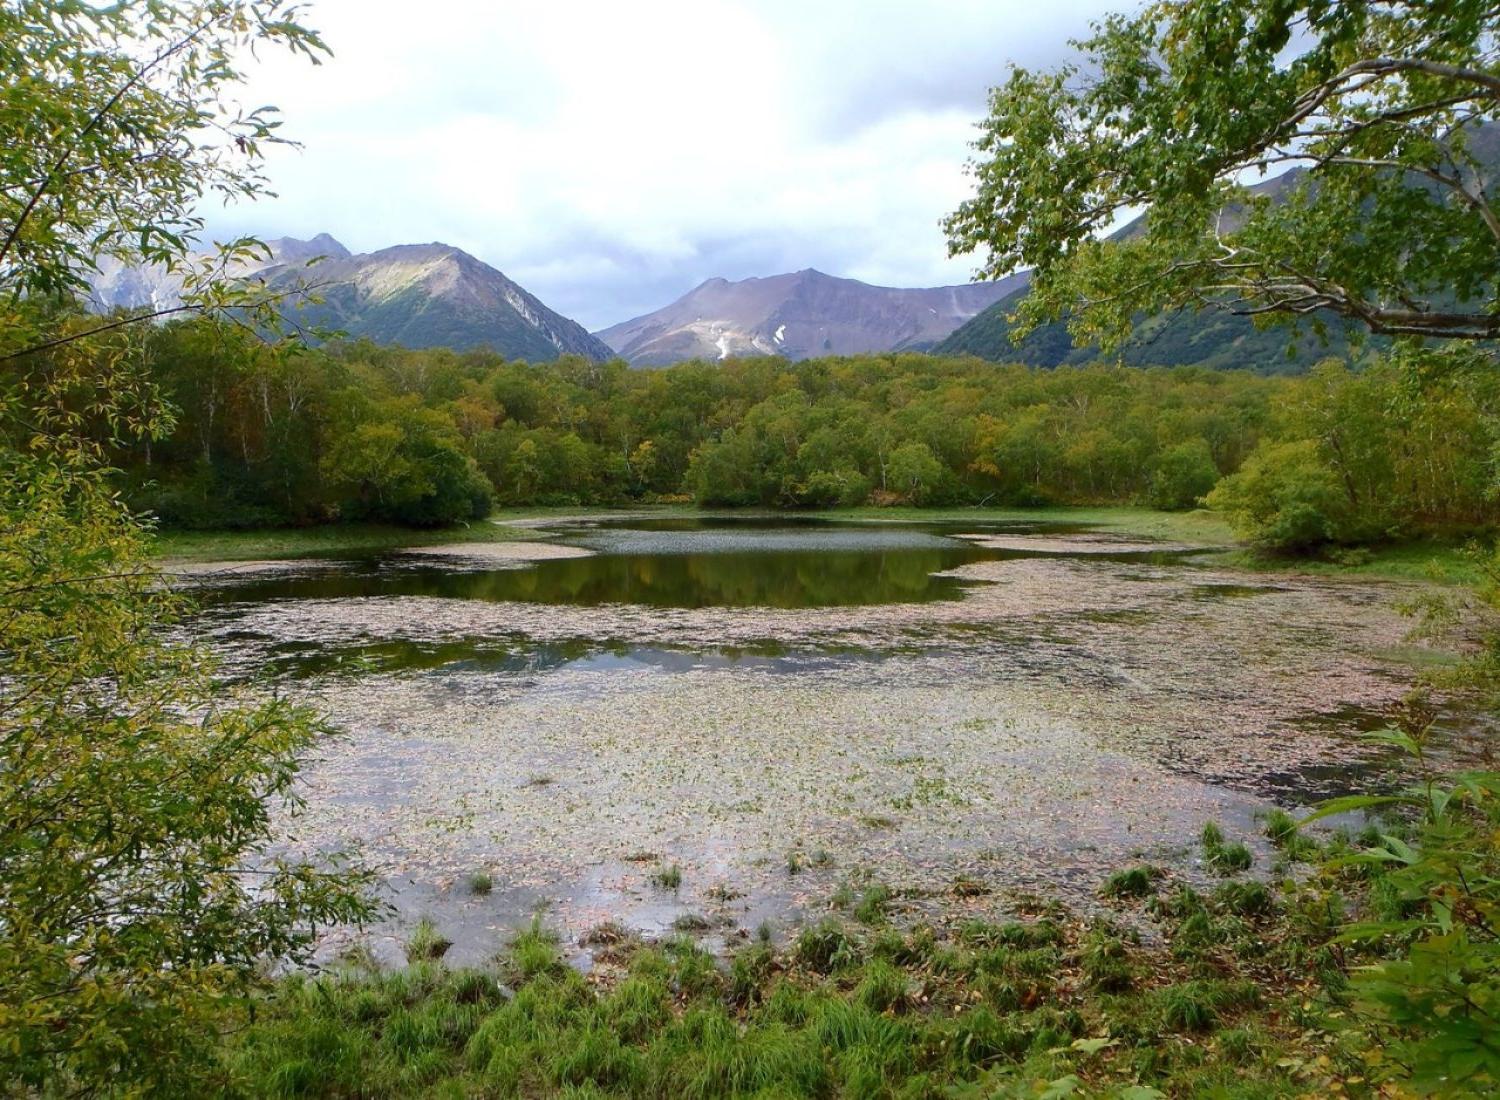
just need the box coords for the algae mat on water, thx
[184,524,1473,965]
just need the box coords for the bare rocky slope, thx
[87,235,612,362]
[596,268,1030,367]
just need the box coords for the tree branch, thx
[0,17,219,274]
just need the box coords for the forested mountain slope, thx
[936,284,1363,372]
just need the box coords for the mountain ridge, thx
[86,236,614,362]
[596,267,1029,367]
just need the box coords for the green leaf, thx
[1070,1036,1117,1055]
[1299,794,1410,826]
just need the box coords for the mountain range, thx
[88,236,613,362]
[596,269,1028,366]
[87,240,1024,366]
[83,232,1351,372]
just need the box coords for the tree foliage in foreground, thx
[945,0,1500,350]
[0,450,375,1094]
[1,3,375,1093]
[0,0,328,350]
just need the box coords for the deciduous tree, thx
[946,0,1500,349]
[1,3,376,1092]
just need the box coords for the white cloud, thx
[213,0,1125,329]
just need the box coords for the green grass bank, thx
[222,811,1447,1099]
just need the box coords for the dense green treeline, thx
[94,318,1500,549]
[1208,351,1500,550]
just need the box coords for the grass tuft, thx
[793,920,860,974]
[1260,807,1321,861]
[1080,930,1133,992]
[506,919,564,983]
[854,960,915,1014]
[1214,880,1274,917]
[1201,822,1254,875]
[853,884,892,925]
[650,864,683,890]
[406,918,453,963]
[1207,841,1254,875]
[1102,865,1160,899]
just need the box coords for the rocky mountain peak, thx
[596,268,1027,367]
[85,235,610,362]
[262,233,351,265]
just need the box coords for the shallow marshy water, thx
[178,514,1480,966]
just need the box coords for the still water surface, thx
[199,515,1194,612]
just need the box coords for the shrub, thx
[1,461,375,1094]
[1205,439,1353,552]
[1148,438,1220,510]
[1298,736,1500,1093]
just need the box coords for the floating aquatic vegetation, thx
[183,519,1479,964]
[403,541,596,562]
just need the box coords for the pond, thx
[194,515,1195,612]
[180,513,1472,966]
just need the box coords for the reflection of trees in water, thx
[552,548,979,608]
[207,545,990,609]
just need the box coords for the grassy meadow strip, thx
[224,812,1455,1099]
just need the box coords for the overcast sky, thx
[221,0,1129,330]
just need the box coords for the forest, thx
[86,315,1500,553]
